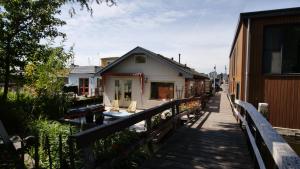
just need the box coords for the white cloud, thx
[57,0,300,73]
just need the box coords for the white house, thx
[68,65,102,97]
[96,47,208,109]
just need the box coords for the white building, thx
[68,66,102,97]
[96,47,208,109]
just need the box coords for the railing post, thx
[68,138,75,169]
[171,103,177,130]
[146,117,153,155]
[34,134,39,169]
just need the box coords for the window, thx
[236,82,240,100]
[114,80,121,100]
[135,55,146,63]
[150,82,174,100]
[79,78,89,96]
[263,24,300,74]
[124,80,132,101]
[97,78,102,88]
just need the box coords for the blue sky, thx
[59,0,300,73]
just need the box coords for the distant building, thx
[100,57,119,67]
[228,7,300,129]
[68,65,102,96]
[97,46,208,109]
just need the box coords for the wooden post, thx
[146,117,153,154]
[34,134,39,169]
[258,103,269,120]
[171,104,176,130]
[68,138,75,169]
[82,144,96,169]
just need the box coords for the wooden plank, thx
[142,92,253,169]
[235,99,300,169]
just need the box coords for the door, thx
[79,78,89,96]
[114,79,132,107]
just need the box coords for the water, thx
[283,135,300,156]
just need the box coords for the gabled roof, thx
[97,46,208,79]
[70,66,102,74]
[229,7,300,58]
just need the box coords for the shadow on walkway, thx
[206,93,221,113]
[140,92,253,169]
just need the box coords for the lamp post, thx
[213,65,216,94]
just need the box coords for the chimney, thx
[184,64,187,67]
[171,57,174,60]
[178,53,181,63]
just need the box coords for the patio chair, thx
[0,120,37,169]
[127,101,137,113]
[110,100,120,112]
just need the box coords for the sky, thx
[59,0,300,73]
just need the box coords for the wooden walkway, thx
[141,91,254,169]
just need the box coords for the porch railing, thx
[228,96,300,169]
[68,95,207,169]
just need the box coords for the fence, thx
[228,96,300,169]
[68,95,207,169]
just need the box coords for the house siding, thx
[68,74,99,96]
[248,15,300,129]
[229,22,247,100]
[103,54,185,109]
[230,14,300,129]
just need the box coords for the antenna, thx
[88,57,91,66]
[70,55,75,66]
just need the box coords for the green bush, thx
[0,89,71,134]
[28,118,77,169]
[0,89,35,134]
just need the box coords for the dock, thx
[141,91,254,169]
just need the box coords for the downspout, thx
[244,18,251,102]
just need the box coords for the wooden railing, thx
[68,95,207,169]
[228,97,300,169]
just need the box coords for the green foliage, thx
[24,46,73,119]
[91,130,149,169]
[28,118,77,169]
[0,89,35,134]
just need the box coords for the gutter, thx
[245,18,250,102]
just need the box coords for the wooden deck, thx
[141,91,254,169]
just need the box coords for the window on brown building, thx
[263,24,300,74]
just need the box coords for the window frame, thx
[150,82,175,100]
[262,23,300,75]
[135,55,146,64]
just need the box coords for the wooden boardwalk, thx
[141,91,254,169]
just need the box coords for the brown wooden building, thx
[229,7,300,129]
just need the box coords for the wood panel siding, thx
[249,15,300,129]
[229,22,247,100]
[264,76,300,129]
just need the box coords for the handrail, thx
[69,96,203,147]
[68,96,205,169]
[234,99,300,169]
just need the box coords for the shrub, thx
[28,118,77,169]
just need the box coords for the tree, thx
[0,1,66,100]
[0,0,116,101]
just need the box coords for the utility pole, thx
[213,65,216,94]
